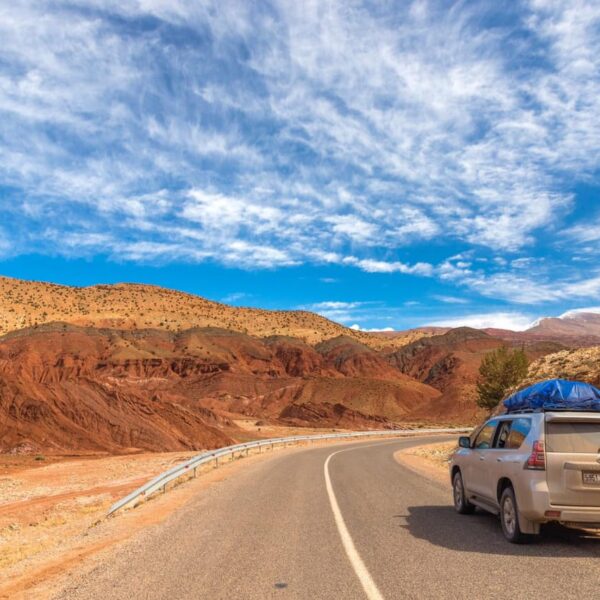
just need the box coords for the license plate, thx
[582,472,600,485]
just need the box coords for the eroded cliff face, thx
[0,323,570,454]
[0,325,441,453]
[385,328,568,423]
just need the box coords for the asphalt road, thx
[57,436,600,600]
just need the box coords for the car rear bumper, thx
[556,508,600,526]
[518,478,600,523]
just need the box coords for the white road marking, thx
[324,449,385,600]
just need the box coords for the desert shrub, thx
[477,346,528,410]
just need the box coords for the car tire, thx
[453,471,475,514]
[500,487,531,544]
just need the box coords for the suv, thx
[449,411,600,542]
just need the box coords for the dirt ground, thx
[0,451,204,596]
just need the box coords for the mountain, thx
[484,311,600,346]
[527,310,600,338]
[386,327,566,422]
[0,276,429,350]
[0,325,236,454]
[0,324,441,453]
[0,276,591,454]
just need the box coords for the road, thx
[56,436,600,600]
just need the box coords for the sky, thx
[1,0,600,331]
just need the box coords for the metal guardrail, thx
[108,427,470,516]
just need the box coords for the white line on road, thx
[324,449,385,600]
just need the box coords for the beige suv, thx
[450,411,600,542]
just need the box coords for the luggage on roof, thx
[503,379,600,413]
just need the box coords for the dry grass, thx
[0,276,429,350]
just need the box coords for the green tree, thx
[477,346,528,410]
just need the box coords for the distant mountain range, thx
[1,275,599,454]
[527,309,600,337]
[370,312,600,347]
[482,311,600,346]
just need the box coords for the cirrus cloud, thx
[0,0,599,308]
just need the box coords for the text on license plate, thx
[582,472,600,485]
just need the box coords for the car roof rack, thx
[505,407,599,415]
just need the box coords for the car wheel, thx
[453,471,475,514]
[500,487,531,544]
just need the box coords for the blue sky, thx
[1,0,600,331]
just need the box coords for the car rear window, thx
[545,422,600,453]
[506,418,531,449]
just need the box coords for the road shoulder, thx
[393,441,455,486]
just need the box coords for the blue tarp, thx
[504,379,600,412]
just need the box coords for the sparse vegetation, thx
[0,276,432,350]
[522,346,600,387]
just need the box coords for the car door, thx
[487,419,515,504]
[464,419,499,501]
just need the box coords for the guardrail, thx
[108,427,470,516]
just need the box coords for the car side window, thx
[505,418,531,449]
[474,421,497,449]
[493,421,512,448]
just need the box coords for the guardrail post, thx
[215,457,219,467]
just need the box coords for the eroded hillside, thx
[0,324,441,453]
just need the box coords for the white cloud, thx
[343,256,434,276]
[427,312,534,331]
[221,292,249,304]
[432,295,469,304]
[435,255,600,305]
[308,301,364,311]
[350,324,394,332]
[327,215,379,243]
[564,216,600,244]
[183,190,284,235]
[301,300,383,325]
[0,0,599,282]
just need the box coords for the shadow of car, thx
[396,505,600,557]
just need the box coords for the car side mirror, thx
[458,436,471,449]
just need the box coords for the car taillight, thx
[526,440,545,470]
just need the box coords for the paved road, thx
[57,436,600,600]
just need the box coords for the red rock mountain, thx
[0,325,441,453]
[0,277,588,455]
[386,328,566,423]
